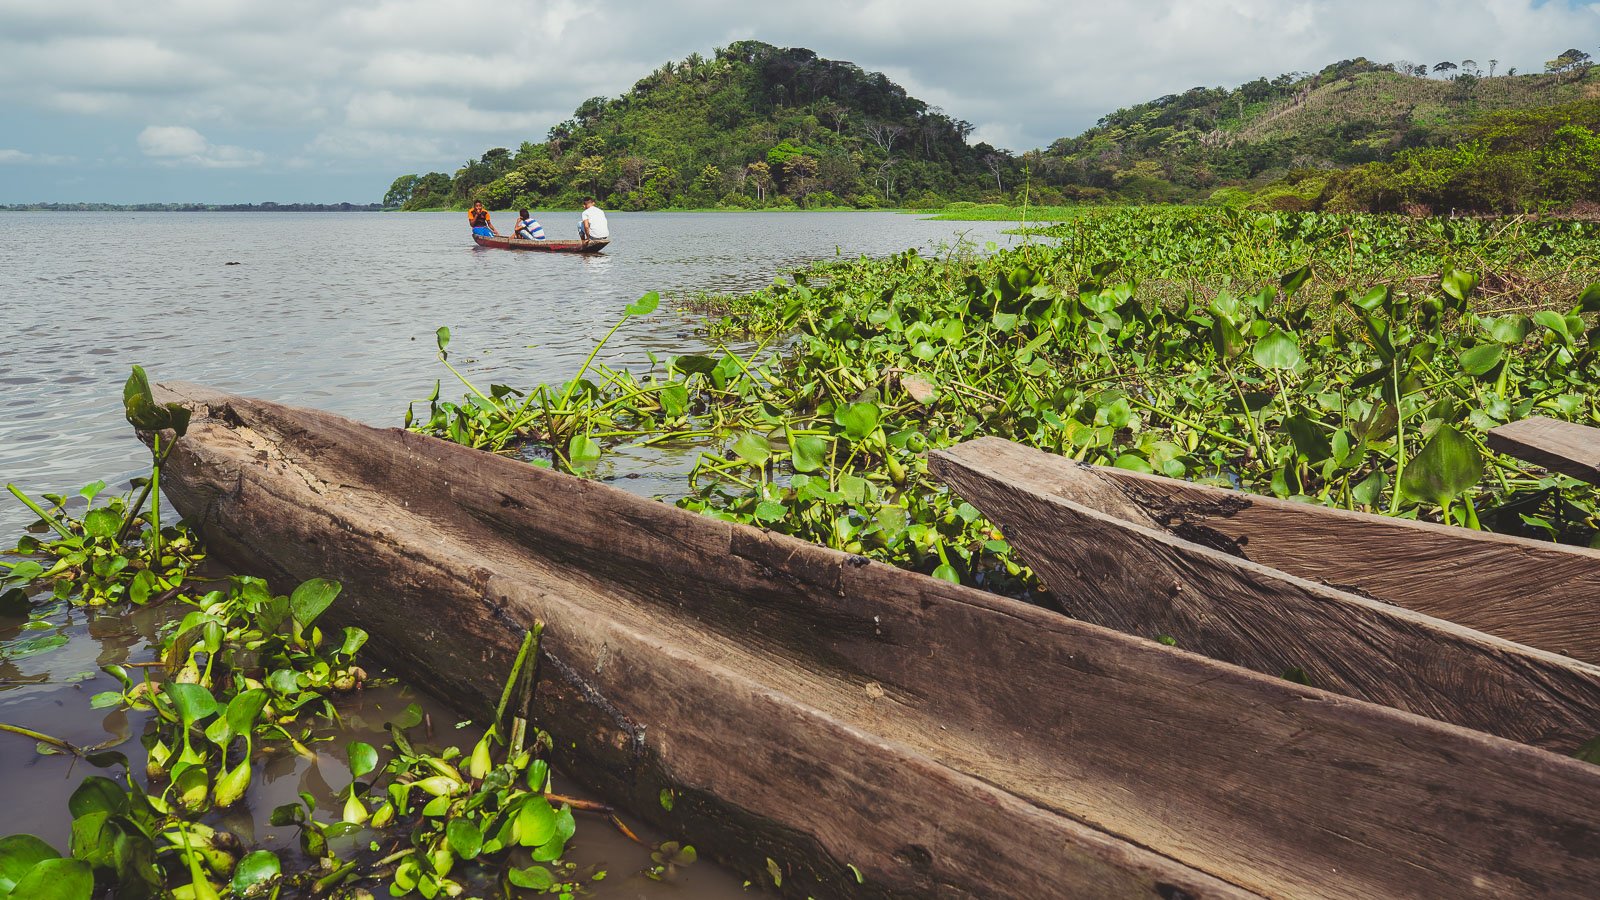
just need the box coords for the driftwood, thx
[147,384,1600,899]
[929,436,1600,751]
[1488,415,1600,486]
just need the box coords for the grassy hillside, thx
[1029,56,1600,207]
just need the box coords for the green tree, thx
[574,156,606,196]
[383,174,420,208]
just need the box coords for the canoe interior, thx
[471,233,609,253]
[929,436,1600,751]
[146,385,1600,899]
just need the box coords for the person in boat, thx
[514,209,546,241]
[468,200,499,237]
[578,197,609,241]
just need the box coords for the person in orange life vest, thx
[468,200,499,237]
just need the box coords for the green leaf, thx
[1111,454,1154,474]
[389,703,425,730]
[625,291,660,317]
[289,578,341,629]
[1440,269,1479,304]
[82,508,120,539]
[1484,314,1532,344]
[231,850,280,895]
[0,834,60,895]
[658,382,689,418]
[1352,469,1386,507]
[1533,309,1571,339]
[788,433,826,473]
[11,857,92,900]
[1400,423,1483,508]
[1575,284,1600,314]
[931,564,959,584]
[508,865,556,890]
[567,434,602,472]
[3,561,43,584]
[435,326,451,354]
[517,797,558,847]
[1278,264,1312,297]
[1458,343,1503,377]
[164,683,218,727]
[347,742,378,779]
[122,366,153,411]
[445,818,483,860]
[1280,415,1332,463]
[223,690,269,736]
[1210,316,1244,359]
[1251,327,1301,370]
[833,401,881,441]
[67,776,128,819]
[731,432,772,467]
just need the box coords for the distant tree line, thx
[2,202,383,212]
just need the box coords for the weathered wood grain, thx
[929,436,1600,752]
[1488,415,1600,486]
[934,437,1600,667]
[149,384,1600,899]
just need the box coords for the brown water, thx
[0,210,1022,891]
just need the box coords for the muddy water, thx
[0,209,1020,892]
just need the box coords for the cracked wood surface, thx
[1488,415,1600,486]
[150,384,1600,899]
[929,437,1600,752]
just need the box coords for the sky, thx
[2,0,1598,204]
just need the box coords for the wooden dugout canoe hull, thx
[145,384,1600,899]
[928,436,1600,752]
[472,233,609,253]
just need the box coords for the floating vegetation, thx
[0,370,677,899]
[414,209,1600,605]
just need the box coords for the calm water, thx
[0,210,1019,892]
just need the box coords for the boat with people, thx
[139,383,1600,900]
[470,233,610,253]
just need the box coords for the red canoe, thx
[472,233,610,253]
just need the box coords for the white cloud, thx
[3,0,1600,199]
[138,125,208,157]
[0,149,30,163]
[138,125,265,168]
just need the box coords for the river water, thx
[0,210,1020,894]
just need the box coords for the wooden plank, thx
[146,383,1600,900]
[1488,415,1600,486]
[929,436,1600,752]
[932,437,1600,668]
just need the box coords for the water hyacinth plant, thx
[1,369,643,899]
[413,209,1600,611]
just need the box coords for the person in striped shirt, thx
[514,209,546,241]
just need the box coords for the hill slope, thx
[386,41,1003,211]
[388,48,1600,214]
[1030,55,1600,207]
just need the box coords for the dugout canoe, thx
[1488,415,1600,486]
[142,384,1600,900]
[929,436,1600,752]
[471,233,609,253]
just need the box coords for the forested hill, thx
[385,41,1007,211]
[1031,52,1600,211]
[388,46,1600,214]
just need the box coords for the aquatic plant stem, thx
[0,722,81,755]
[6,483,73,540]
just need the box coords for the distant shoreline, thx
[0,203,386,212]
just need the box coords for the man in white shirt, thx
[579,197,609,240]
